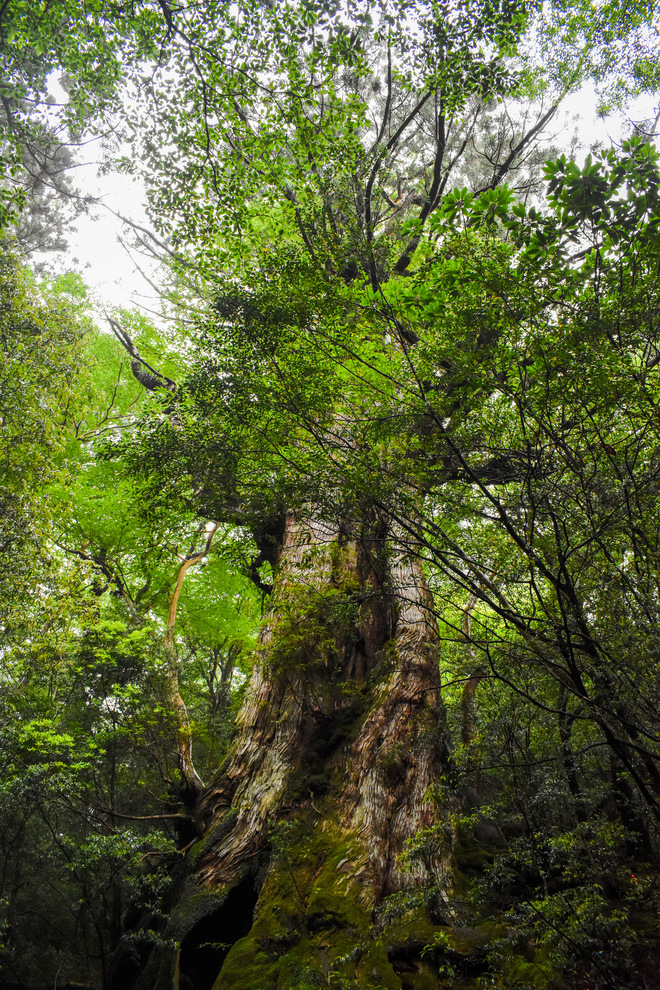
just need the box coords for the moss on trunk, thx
[129,513,461,989]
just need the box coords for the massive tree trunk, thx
[129,511,458,990]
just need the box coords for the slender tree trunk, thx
[164,524,219,793]
[131,511,456,990]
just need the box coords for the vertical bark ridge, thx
[346,549,452,895]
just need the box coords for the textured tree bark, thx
[130,511,455,990]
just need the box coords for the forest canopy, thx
[2,1,660,989]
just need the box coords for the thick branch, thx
[106,315,176,392]
[474,99,561,195]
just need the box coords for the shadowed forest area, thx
[2,1,660,987]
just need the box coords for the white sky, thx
[65,159,163,314]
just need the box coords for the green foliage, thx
[535,0,660,109]
[3,2,660,987]
[384,140,660,987]
[88,0,657,291]
[467,820,660,989]
[0,1,171,248]
[0,250,261,983]
[0,589,176,986]
[0,250,91,618]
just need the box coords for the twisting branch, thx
[106,314,176,392]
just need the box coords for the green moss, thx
[211,813,415,989]
[452,823,499,876]
[498,951,556,989]
[168,884,231,944]
[353,947,403,989]
[185,808,239,866]
[204,812,536,990]
[264,581,363,678]
[444,922,503,956]
[384,925,436,961]
[212,934,278,989]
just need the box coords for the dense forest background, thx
[2,1,660,988]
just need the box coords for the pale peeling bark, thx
[164,524,219,791]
